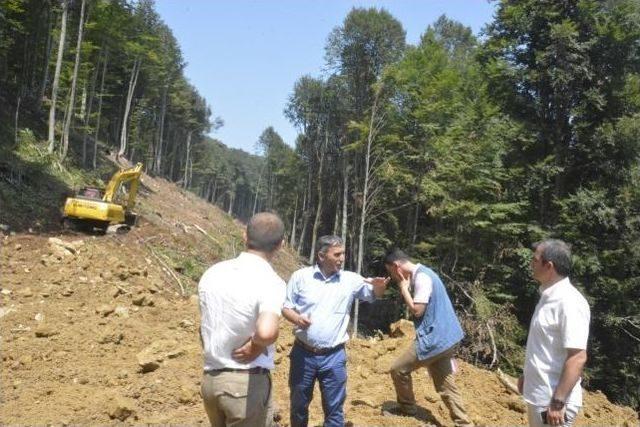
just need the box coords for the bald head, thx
[246,212,285,253]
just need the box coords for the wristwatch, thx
[550,397,565,408]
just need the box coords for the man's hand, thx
[395,265,411,292]
[364,276,390,287]
[517,375,524,394]
[295,314,312,330]
[366,276,390,298]
[545,404,566,426]
[232,337,266,364]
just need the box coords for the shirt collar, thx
[411,263,422,281]
[539,276,570,298]
[238,251,272,270]
[313,264,341,282]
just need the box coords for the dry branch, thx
[193,223,221,245]
[497,368,520,395]
[486,321,498,369]
[147,246,185,296]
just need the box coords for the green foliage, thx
[152,245,207,287]
[481,0,640,408]
[325,7,406,117]
[279,3,640,410]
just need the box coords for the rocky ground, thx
[1,171,638,426]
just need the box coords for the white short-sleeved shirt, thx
[523,277,590,407]
[412,264,433,304]
[198,252,286,371]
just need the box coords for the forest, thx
[1,0,639,412]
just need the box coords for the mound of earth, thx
[1,170,637,426]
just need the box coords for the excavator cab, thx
[62,163,143,234]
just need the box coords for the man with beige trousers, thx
[383,248,474,427]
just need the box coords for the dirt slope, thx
[1,171,638,426]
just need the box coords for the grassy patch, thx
[150,244,208,292]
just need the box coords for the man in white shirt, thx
[520,239,590,426]
[198,212,286,427]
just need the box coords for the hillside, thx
[0,167,638,426]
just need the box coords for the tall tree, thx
[61,0,86,159]
[47,0,68,153]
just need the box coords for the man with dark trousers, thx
[282,235,389,427]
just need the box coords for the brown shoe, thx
[381,404,418,417]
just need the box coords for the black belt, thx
[206,367,270,375]
[295,338,344,355]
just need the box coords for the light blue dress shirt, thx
[283,265,376,348]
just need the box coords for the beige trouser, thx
[201,370,273,427]
[390,344,474,427]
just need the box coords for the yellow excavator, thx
[62,163,143,234]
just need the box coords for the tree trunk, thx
[14,96,21,146]
[411,201,419,244]
[93,48,108,169]
[354,93,381,338]
[118,57,141,159]
[39,3,54,108]
[211,177,219,203]
[297,185,309,256]
[341,157,349,245]
[227,189,235,215]
[48,0,68,153]
[183,130,193,189]
[82,60,98,167]
[333,199,340,235]
[169,128,178,180]
[290,193,299,248]
[60,0,85,160]
[253,162,266,215]
[308,129,328,264]
[155,83,168,174]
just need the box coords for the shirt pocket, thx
[333,295,352,314]
[535,306,562,344]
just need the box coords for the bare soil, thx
[1,172,637,426]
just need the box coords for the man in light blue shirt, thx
[283,235,389,427]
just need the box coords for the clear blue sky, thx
[154,0,496,154]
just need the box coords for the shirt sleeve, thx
[560,297,590,349]
[353,273,376,303]
[258,276,286,315]
[282,271,299,310]
[413,272,433,304]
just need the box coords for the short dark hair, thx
[533,239,572,277]
[383,248,410,265]
[246,212,284,253]
[315,235,344,258]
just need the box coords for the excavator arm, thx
[102,162,143,210]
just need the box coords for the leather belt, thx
[206,367,270,375]
[295,338,344,355]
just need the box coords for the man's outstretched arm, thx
[364,276,390,298]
